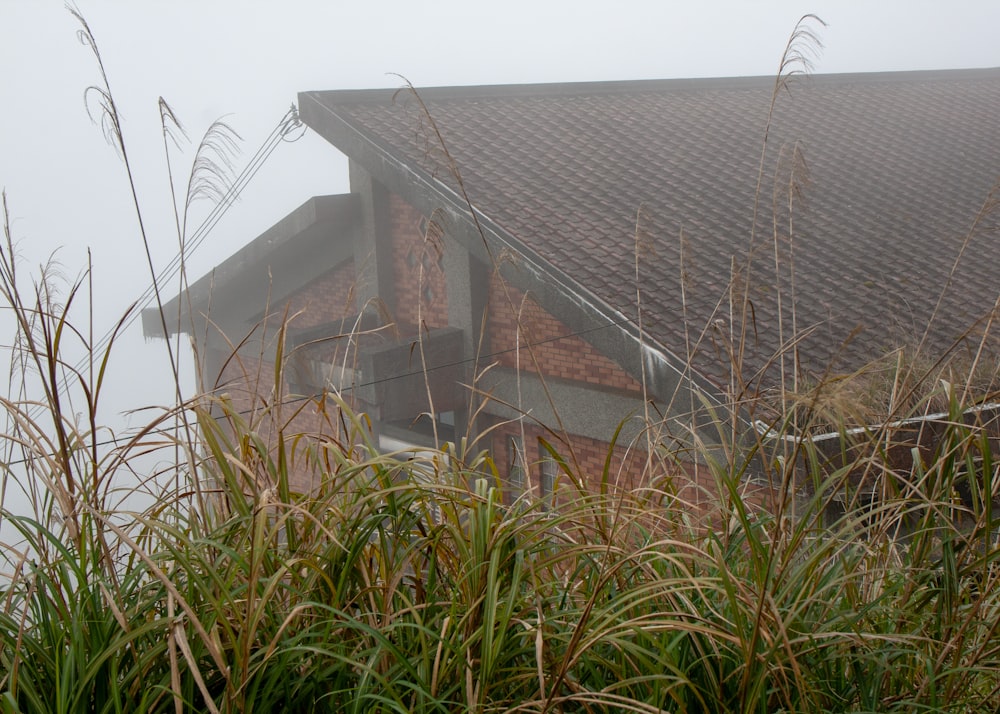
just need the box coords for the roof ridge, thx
[304,67,1000,105]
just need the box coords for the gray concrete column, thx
[442,232,489,443]
[349,160,396,317]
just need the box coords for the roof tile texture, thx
[310,71,1000,389]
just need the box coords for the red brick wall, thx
[490,422,646,495]
[488,421,710,499]
[212,348,359,494]
[487,277,643,394]
[281,260,357,329]
[388,194,449,330]
[198,188,682,498]
[488,420,766,524]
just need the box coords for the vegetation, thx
[2,11,1000,714]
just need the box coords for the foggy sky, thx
[1,0,998,431]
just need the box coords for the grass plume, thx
[1,10,999,714]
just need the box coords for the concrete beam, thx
[474,367,655,446]
[142,194,361,341]
[348,161,396,315]
[298,91,726,421]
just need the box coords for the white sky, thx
[1,0,999,430]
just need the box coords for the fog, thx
[1,0,998,447]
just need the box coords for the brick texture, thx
[489,421,713,500]
[213,348,362,494]
[491,421,644,494]
[489,420,772,524]
[487,276,643,394]
[281,260,357,328]
[209,190,682,497]
[388,193,449,330]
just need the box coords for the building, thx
[144,68,1000,497]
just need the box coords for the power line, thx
[94,107,302,363]
[144,107,304,328]
[273,315,639,405]
[3,315,653,468]
[25,107,302,423]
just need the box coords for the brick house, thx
[144,68,1000,498]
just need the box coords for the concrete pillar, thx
[442,232,489,444]
[349,160,396,317]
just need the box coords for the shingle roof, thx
[301,69,1000,392]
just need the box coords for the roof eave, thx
[142,193,361,340]
[298,90,728,413]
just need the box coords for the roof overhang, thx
[298,88,727,415]
[142,193,361,339]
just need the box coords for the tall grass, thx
[3,218,999,712]
[4,297,999,712]
[2,10,1000,714]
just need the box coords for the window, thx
[539,458,557,509]
[508,436,525,492]
[540,459,557,499]
[377,433,448,523]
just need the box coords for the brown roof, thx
[300,69,1000,392]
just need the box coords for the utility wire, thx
[25,108,302,422]
[93,107,301,365]
[4,315,651,468]
[6,107,679,468]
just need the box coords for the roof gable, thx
[300,70,1000,391]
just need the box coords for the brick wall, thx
[281,259,357,329]
[388,193,449,330]
[489,419,771,524]
[489,420,731,509]
[487,277,643,394]
[490,421,647,496]
[212,347,361,494]
[198,188,693,499]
